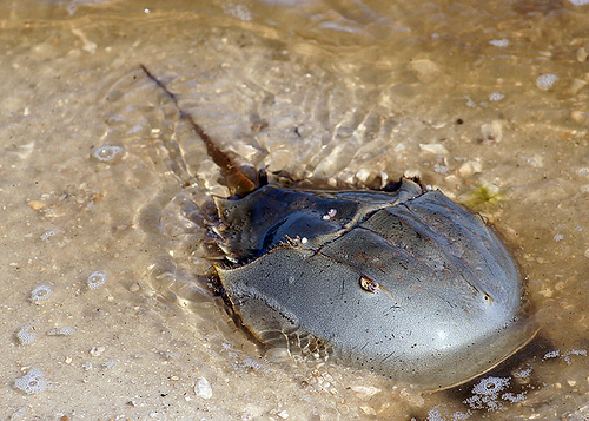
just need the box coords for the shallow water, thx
[1,0,588,419]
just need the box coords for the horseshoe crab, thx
[140,65,536,390]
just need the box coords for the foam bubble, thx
[472,376,510,395]
[87,271,107,289]
[465,376,510,411]
[30,284,52,303]
[16,325,36,345]
[14,368,47,395]
[536,73,558,91]
[91,144,126,163]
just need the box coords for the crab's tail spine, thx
[139,64,256,196]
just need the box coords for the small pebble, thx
[481,120,503,142]
[577,46,588,62]
[87,271,107,289]
[569,78,588,94]
[355,169,371,182]
[489,92,505,101]
[27,200,46,211]
[30,284,52,303]
[458,160,483,177]
[89,346,106,356]
[14,368,47,394]
[489,38,510,47]
[101,359,117,369]
[404,169,422,179]
[350,385,382,397]
[538,288,553,297]
[394,143,406,152]
[322,209,337,220]
[195,377,213,400]
[410,58,440,82]
[536,73,558,91]
[40,229,58,241]
[571,111,588,123]
[360,406,377,416]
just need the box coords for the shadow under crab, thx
[140,65,537,390]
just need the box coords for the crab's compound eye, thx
[359,275,379,294]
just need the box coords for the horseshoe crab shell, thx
[212,179,534,389]
[139,64,535,390]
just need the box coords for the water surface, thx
[1,0,588,419]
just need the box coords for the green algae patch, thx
[464,184,503,210]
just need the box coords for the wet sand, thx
[1,0,588,419]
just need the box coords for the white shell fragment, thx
[419,143,448,154]
[195,377,213,400]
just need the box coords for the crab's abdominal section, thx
[213,179,532,388]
